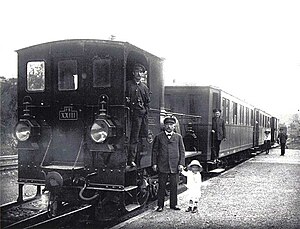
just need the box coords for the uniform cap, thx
[163,116,176,124]
[213,108,221,113]
[133,63,146,72]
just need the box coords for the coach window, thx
[250,109,254,126]
[246,108,249,126]
[260,114,262,127]
[27,61,45,91]
[232,102,237,125]
[240,105,244,125]
[58,60,78,91]
[93,58,111,88]
[222,98,230,124]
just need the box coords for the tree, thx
[0,77,17,155]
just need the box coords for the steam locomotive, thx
[14,39,277,220]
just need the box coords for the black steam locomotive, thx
[14,39,277,220]
[14,39,200,220]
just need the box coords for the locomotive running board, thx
[41,165,84,170]
[86,185,138,192]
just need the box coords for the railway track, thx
[0,193,93,229]
[0,155,18,172]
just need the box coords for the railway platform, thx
[112,147,300,229]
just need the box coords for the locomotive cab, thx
[15,39,164,219]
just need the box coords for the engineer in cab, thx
[125,63,150,167]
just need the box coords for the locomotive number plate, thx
[59,106,78,120]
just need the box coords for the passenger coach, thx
[165,86,278,169]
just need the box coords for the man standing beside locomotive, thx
[152,116,185,212]
[211,108,226,163]
[126,63,150,167]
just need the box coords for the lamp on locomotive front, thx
[90,121,109,143]
[15,119,41,142]
[15,121,31,141]
[90,94,116,143]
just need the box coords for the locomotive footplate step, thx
[185,151,202,158]
[124,186,138,191]
[125,204,140,212]
[125,166,137,172]
[209,168,225,174]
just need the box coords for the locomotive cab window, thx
[27,61,45,91]
[58,60,78,91]
[93,58,111,88]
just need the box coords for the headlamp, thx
[90,121,109,143]
[15,119,41,142]
[15,122,31,141]
[90,118,116,143]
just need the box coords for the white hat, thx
[187,160,203,171]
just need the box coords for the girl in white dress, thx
[181,160,203,213]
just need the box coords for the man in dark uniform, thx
[152,116,185,212]
[126,63,150,167]
[211,108,226,162]
[278,128,288,156]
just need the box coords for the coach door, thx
[254,110,260,147]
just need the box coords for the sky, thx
[1,0,299,119]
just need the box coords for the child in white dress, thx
[181,160,203,213]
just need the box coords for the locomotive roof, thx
[16,39,163,61]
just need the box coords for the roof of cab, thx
[16,39,163,61]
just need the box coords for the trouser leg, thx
[128,115,143,163]
[281,143,285,155]
[214,140,222,159]
[157,173,168,208]
[139,114,149,138]
[169,173,178,208]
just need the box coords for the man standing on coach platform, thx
[211,108,226,162]
[126,63,150,167]
[152,116,185,212]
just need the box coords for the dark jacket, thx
[152,132,185,173]
[212,117,226,140]
[278,132,288,144]
[126,80,150,113]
